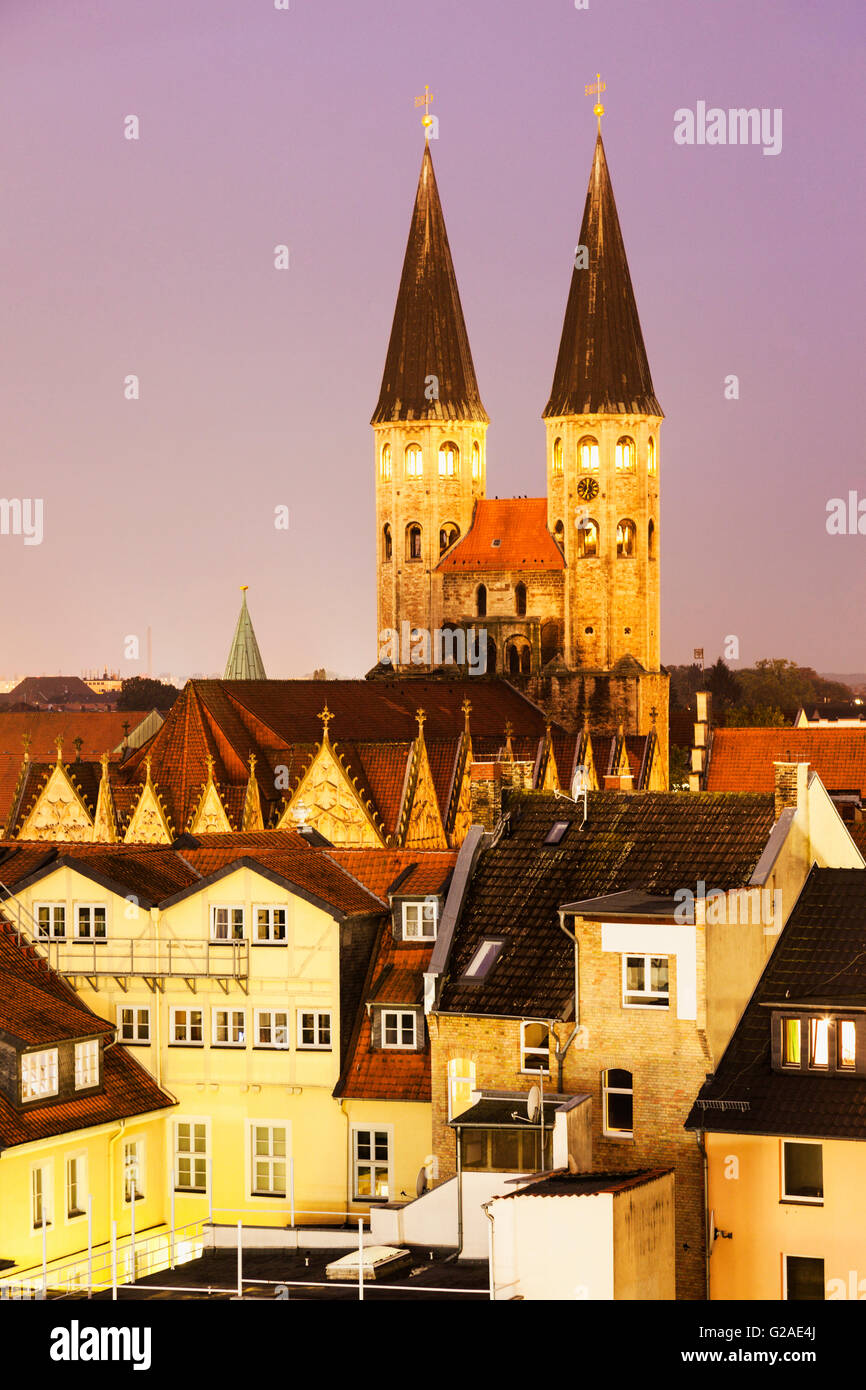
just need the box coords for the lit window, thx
[521,1021,550,1072]
[123,1139,144,1203]
[623,955,670,1009]
[255,1010,289,1049]
[615,437,635,471]
[31,1163,52,1229]
[75,904,106,940]
[380,443,392,480]
[175,1122,208,1192]
[838,1020,856,1069]
[405,444,423,478]
[211,905,245,940]
[36,903,66,939]
[212,1009,246,1046]
[382,1010,417,1049]
[447,1057,476,1121]
[810,1018,829,1069]
[782,1141,823,1204]
[785,1255,824,1302]
[251,1125,287,1196]
[544,821,570,845]
[602,1068,633,1137]
[170,1007,203,1045]
[471,442,481,479]
[66,1155,87,1219]
[297,1010,332,1049]
[552,437,563,475]
[463,939,504,980]
[402,900,437,940]
[616,520,636,557]
[353,1127,391,1199]
[648,437,657,474]
[578,437,599,471]
[74,1039,99,1090]
[254,906,287,943]
[577,518,599,558]
[117,1006,150,1044]
[782,1018,801,1067]
[21,1048,58,1102]
[438,442,459,477]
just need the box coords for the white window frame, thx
[382,1010,417,1050]
[248,1121,289,1199]
[783,1253,825,1302]
[297,1010,332,1050]
[74,903,107,941]
[402,900,437,941]
[117,1005,151,1045]
[781,1139,824,1206]
[351,1125,393,1202]
[122,1138,145,1204]
[520,1020,550,1073]
[173,1119,209,1194]
[252,904,288,944]
[212,1007,246,1047]
[74,1038,100,1090]
[31,1160,53,1230]
[463,939,504,980]
[210,904,245,941]
[169,1006,204,1046]
[21,1047,59,1102]
[254,1009,290,1049]
[838,1018,856,1070]
[602,1068,634,1139]
[447,1058,476,1122]
[35,902,66,939]
[579,438,599,471]
[65,1151,88,1223]
[405,443,423,478]
[622,954,670,1010]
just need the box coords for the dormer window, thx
[810,1018,829,1069]
[776,1013,860,1074]
[781,1017,801,1067]
[402,901,437,940]
[838,1020,856,1069]
[74,1039,100,1090]
[75,905,106,941]
[21,1048,58,1103]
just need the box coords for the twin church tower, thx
[371,99,668,760]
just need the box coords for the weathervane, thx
[585,72,606,131]
[415,84,435,138]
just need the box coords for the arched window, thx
[602,1068,633,1137]
[485,635,497,674]
[506,641,531,677]
[515,582,527,616]
[438,442,459,477]
[471,441,481,479]
[476,583,487,618]
[380,443,392,480]
[540,621,561,667]
[439,522,460,555]
[383,524,392,561]
[405,444,423,478]
[552,437,563,476]
[615,436,635,472]
[553,519,565,551]
[617,519,636,558]
[648,437,657,474]
[407,524,422,560]
[578,436,599,471]
[648,519,656,560]
[577,518,599,558]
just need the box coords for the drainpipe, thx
[555,913,581,1091]
[694,1129,710,1299]
[107,1119,127,1230]
[447,1126,464,1261]
[481,1200,495,1300]
[339,1099,351,1223]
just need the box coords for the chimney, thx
[774,761,809,821]
[470,762,505,830]
[689,690,713,792]
[603,774,634,792]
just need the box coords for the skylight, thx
[544,820,570,845]
[463,939,504,980]
[491,538,502,547]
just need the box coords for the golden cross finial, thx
[144,755,152,782]
[461,696,472,733]
[416,707,426,737]
[100,750,110,775]
[248,752,257,775]
[414,84,434,137]
[55,736,63,764]
[585,71,606,130]
[206,753,215,780]
[318,704,333,738]
[505,720,514,759]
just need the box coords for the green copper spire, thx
[224,586,267,681]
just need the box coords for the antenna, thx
[415,1165,429,1199]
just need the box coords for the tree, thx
[117,677,180,711]
[705,658,742,719]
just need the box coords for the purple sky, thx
[1,0,863,681]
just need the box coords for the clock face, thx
[576,477,599,502]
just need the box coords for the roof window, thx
[463,939,504,981]
[544,821,570,845]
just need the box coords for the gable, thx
[277,741,384,847]
[17,763,94,843]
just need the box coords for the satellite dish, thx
[567,1153,579,1175]
[415,1165,428,1199]
[527,1085,541,1124]
[572,765,589,797]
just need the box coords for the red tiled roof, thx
[0,972,113,1046]
[436,498,565,572]
[325,849,456,900]
[706,728,866,796]
[336,929,432,1102]
[369,965,425,1005]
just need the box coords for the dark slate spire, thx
[544,134,662,418]
[372,144,488,425]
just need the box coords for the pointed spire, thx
[372,144,488,424]
[224,586,267,681]
[544,133,662,418]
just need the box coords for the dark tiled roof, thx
[436,499,565,573]
[686,868,866,1139]
[496,1167,671,1199]
[439,790,775,1017]
[544,133,662,419]
[706,727,866,797]
[371,144,487,425]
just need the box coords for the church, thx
[370,99,668,767]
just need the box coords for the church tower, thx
[543,122,663,675]
[372,136,488,664]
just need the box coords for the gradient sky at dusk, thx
[1,0,863,681]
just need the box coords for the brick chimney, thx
[773,761,810,821]
[689,691,712,792]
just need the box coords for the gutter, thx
[425,825,488,1013]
